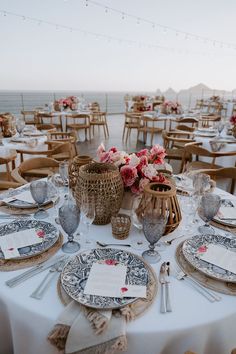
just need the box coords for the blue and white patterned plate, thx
[0,219,59,260]
[182,234,236,283]
[61,248,149,309]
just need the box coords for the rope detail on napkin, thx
[48,300,127,354]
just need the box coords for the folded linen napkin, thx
[48,301,127,354]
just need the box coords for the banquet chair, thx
[65,114,91,141]
[197,167,236,194]
[0,153,17,181]
[122,113,142,142]
[162,130,195,173]
[37,112,63,131]
[16,142,73,163]
[11,157,59,184]
[0,180,22,191]
[89,112,109,139]
[169,117,198,131]
[199,114,221,128]
[90,101,101,112]
[21,110,38,125]
[182,143,236,172]
[36,123,57,133]
[138,115,167,145]
[46,131,77,157]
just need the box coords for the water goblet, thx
[30,180,49,219]
[198,194,221,235]
[16,118,25,138]
[142,212,167,264]
[59,202,80,253]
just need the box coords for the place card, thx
[84,262,127,298]
[0,228,44,259]
[119,285,146,298]
[199,243,236,274]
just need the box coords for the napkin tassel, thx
[73,335,128,354]
[83,307,109,334]
[48,324,70,350]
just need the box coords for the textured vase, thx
[69,155,93,194]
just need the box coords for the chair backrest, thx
[36,123,56,132]
[162,130,195,149]
[47,131,76,142]
[184,143,215,158]
[200,167,236,194]
[11,157,59,183]
[0,180,22,191]
[90,102,100,112]
[175,124,195,133]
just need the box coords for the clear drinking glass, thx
[215,122,225,137]
[59,201,80,253]
[80,198,95,246]
[59,161,69,194]
[16,118,25,137]
[130,196,147,250]
[142,212,167,264]
[198,194,221,235]
[30,180,49,219]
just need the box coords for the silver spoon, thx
[96,241,131,248]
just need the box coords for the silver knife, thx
[165,262,172,312]
[159,263,166,313]
[5,255,67,287]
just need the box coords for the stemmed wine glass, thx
[215,122,225,137]
[142,212,167,264]
[79,197,95,247]
[198,194,221,235]
[30,180,49,219]
[59,201,81,253]
[59,161,69,194]
[16,118,25,138]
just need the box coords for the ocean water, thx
[0,90,224,115]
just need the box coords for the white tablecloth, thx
[0,187,236,354]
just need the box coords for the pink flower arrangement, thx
[97,143,167,194]
[55,96,79,110]
[230,114,236,125]
[163,101,182,114]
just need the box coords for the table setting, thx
[1,159,236,353]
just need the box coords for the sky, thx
[0,0,236,92]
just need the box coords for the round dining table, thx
[0,186,236,354]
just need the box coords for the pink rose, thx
[105,259,118,265]
[137,155,148,174]
[109,147,118,153]
[97,143,105,158]
[198,245,208,253]
[120,165,138,187]
[150,144,166,164]
[136,149,148,157]
[131,182,140,194]
[37,230,45,238]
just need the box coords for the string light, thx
[0,9,234,56]
[78,0,236,50]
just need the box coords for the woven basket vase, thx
[69,155,93,194]
[136,182,182,236]
[75,162,124,225]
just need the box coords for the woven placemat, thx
[57,255,158,319]
[198,212,236,233]
[175,242,236,296]
[0,233,63,271]
[0,201,53,215]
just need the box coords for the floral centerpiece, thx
[162,101,182,114]
[230,113,236,138]
[54,96,79,111]
[97,143,167,195]
[209,95,220,102]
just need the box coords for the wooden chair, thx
[197,167,236,194]
[90,101,101,112]
[46,131,77,157]
[122,113,142,142]
[21,110,38,125]
[137,116,167,145]
[36,123,57,133]
[183,143,236,172]
[199,114,221,128]
[65,114,91,141]
[37,113,62,131]
[170,117,198,131]
[11,157,59,184]
[16,142,73,163]
[0,180,22,191]
[89,112,109,139]
[162,130,195,173]
[0,151,17,181]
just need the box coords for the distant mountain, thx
[155,89,162,95]
[179,83,211,94]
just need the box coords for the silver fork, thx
[175,267,221,302]
[30,260,66,300]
